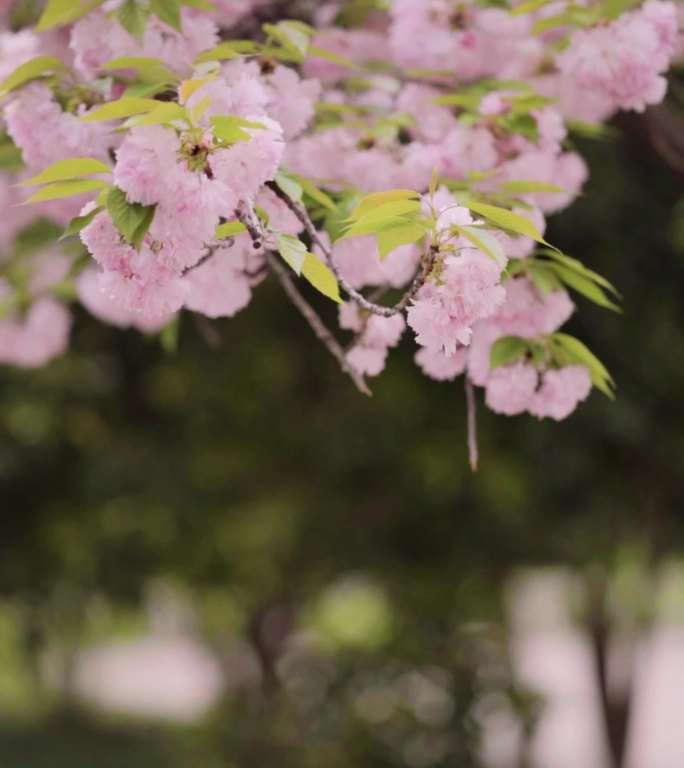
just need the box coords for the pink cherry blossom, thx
[529,365,593,420]
[485,361,538,416]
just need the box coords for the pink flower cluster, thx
[339,303,406,377]
[0,251,72,368]
[0,0,679,427]
[556,0,680,115]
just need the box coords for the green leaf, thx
[499,180,565,195]
[106,187,156,250]
[277,234,307,275]
[566,120,618,140]
[263,21,310,56]
[37,0,105,31]
[292,175,336,211]
[101,56,175,84]
[178,73,217,103]
[23,179,107,204]
[116,0,149,37]
[301,253,342,303]
[124,102,190,127]
[22,158,111,186]
[532,12,578,34]
[432,92,481,109]
[545,250,620,297]
[150,0,181,29]
[459,201,549,244]
[348,199,422,226]
[349,189,420,220]
[181,0,218,8]
[195,40,262,63]
[60,206,104,240]
[549,263,621,312]
[275,172,303,202]
[550,333,615,397]
[210,116,265,144]
[376,223,426,259]
[528,263,563,294]
[307,45,355,68]
[453,225,507,268]
[82,97,163,122]
[215,220,247,238]
[0,293,23,322]
[159,316,180,354]
[511,0,552,15]
[0,56,64,97]
[490,336,528,371]
[122,81,172,98]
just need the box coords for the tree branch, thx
[264,252,372,396]
[234,204,372,396]
[465,377,479,472]
[265,181,436,318]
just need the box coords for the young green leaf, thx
[528,263,563,294]
[349,189,420,220]
[37,0,105,31]
[376,223,426,259]
[546,250,620,296]
[81,97,163,122]
[277,233,307,275]
[60,206,105,240]
[215,220,247,238]
[275,172,303,202]
[116,0,149,37]
[159,317,180,354]
[181,0,218,8]
[263,21,310,56]
[124,102,190,127]
[549,263,621,312]
[452,225,507,268]
[0,56,64,97]
[499,180,565,194]
[21,158,111,186]
[150,0,181,30]
[307,45,355,68]
[195,41,257,63]
[100,56,175,84]
[349,199,422,225]
[511,0,552,15]
[459,200,549,244]
[210,116,265,144]
[550,333,615,397]
[292,175,337,211]
[301,253,342,303]
[490,336,529,371]
[106,187,156,250]
[23,179,108,204]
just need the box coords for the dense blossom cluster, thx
[0,0,680,438]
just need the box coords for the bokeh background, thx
[1,49,684,768]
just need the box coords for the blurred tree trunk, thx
[586,570,633,768]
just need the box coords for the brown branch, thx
[264,252,372,396]
[234,204,371,396]
[184,246,217,274]
[265,181,436,318]
[465,377,479,472]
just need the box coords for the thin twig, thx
[265,181,436,318]
[193,315,223,349]
[235,203,266,250]
[184,246,217,274]
[465,377,479,472]
[235,205,372,396]
[264,252,372,396]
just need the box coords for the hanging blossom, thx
[0,0,679,455]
